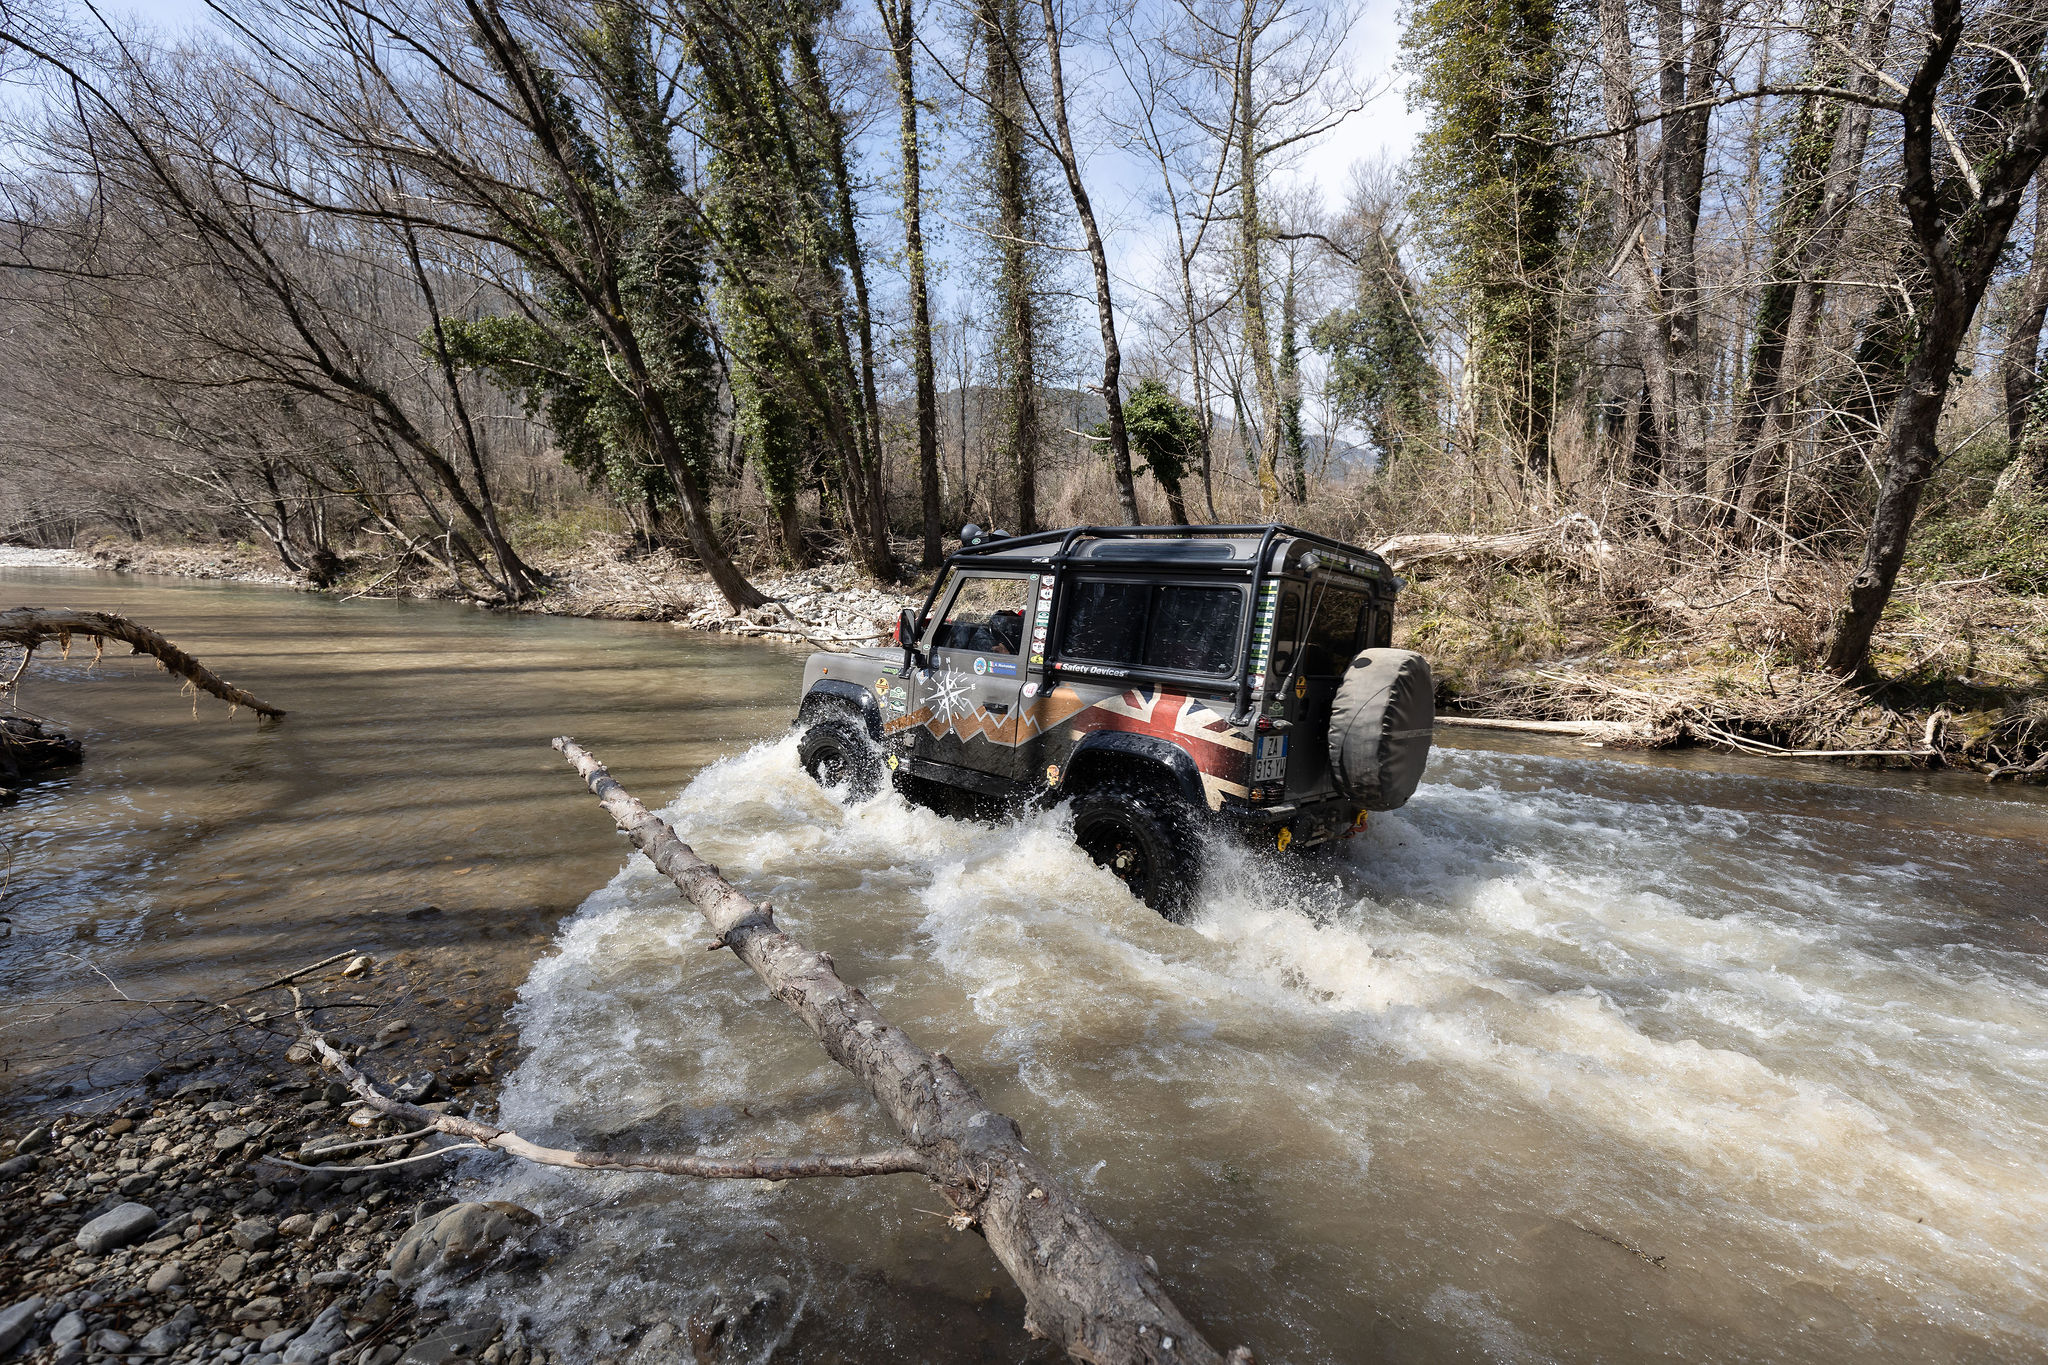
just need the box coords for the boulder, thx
[75,1202,159,1254]
[281,1303,350,1365]
[0,1296,45,1354]
[137,1306,199,1357]
[387,1202,536,1284]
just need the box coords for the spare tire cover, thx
[1326,648,1435,811]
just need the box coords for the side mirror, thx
[897,609,924,669]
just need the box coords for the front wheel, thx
[1068,780,1200,922]
[797,713,882,802]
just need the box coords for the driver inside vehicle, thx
[933,576,1028,655]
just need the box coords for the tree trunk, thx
[548,739,1247,1365]
[982,0,1041,532]
[1824,0,2048,673]
[1735,0,1891,537]
[2001,184,2048,450]
[1033,0,1140,524]
[881,0,944,567]
[1234,11,1283,514]
[1730,0,1858,478]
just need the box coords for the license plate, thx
[1253,734,1287,782]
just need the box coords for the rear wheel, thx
[1068,779,1200,921]
[797,712,882,802]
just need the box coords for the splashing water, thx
[458,736,2048,1362]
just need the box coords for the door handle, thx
[985,702,1010,715]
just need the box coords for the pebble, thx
[14,1125,51,1154]
[147,1261,186,1292]
[76,1202,159,1254]
[215,1128,251,1153]
[216,1253,248,1284]
[89,1327,135,1354]
[232,1296,284,1324]
[277,1214,313,1241]
[138,1305,199,1357]
[279,1303,349,1364]
[230,1219,278,1251]
[50,1311,87,1346]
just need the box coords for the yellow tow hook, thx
[1275,827,1293,853]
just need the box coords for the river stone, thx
[50,1311,86,1346]
[0,1296,44,1353]
[387,1202,536,1284]
[233,1296,284,1324]
[215,1128,251,1153]
[276,1214,313,1240]
[89,1327,134,1355]
[76,1202,159,1254]
[147,1261,186,1292]
[14,1124,51,1154]
[138,1306,200,1357]
[0,1154,36,1179]
[217,1252,248,1283]
[231,1218,278,1251]
[280,1304,350,1365]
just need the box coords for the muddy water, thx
[9,567,2048,1361]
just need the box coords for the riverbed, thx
[6,566,2048,1362]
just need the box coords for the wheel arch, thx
[1058,731,1207,809]
[799,679,885,740]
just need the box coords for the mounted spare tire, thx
[1327,648,1435,811]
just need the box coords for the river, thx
[5,565,2048,1363]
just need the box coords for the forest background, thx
[1,0,2044,769]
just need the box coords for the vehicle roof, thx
[949,524,1391,577]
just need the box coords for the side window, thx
[1058,580,1148,663]
[1144,586,1242,674]
[1301,587,1367,674]
[1270,587,1303,676]
[933,576,1029,655]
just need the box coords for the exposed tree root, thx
[0,607,285,718]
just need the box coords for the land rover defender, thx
[792,524,1435,917]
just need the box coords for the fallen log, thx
[1436,715,1642,739]
[0,607,284,718]
[277,741,1246,1364]
[1373,513,1619,577]
[549,737,1245,1365]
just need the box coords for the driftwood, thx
[1373,513,1619,576]
[0,607,285,718]
[282,740,1246,1363]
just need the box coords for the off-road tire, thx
[797,712,883,802]
[1068,779,1200,921]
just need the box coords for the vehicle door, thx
[1284,579,1370,798]
[910,571,1031,783]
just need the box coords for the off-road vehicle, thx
[793,524,1435,917]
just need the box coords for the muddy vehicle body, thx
[794,525,1434,915]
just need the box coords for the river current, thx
[5,565,2047,1361]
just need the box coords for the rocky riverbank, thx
[0,1091,544,1365]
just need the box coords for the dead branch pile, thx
[0,607,285,718]
[285,738,1247,1365]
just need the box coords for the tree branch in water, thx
[0,607,285,718]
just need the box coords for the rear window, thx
[1058,580,1243,675]
[1301,587,1368,674]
